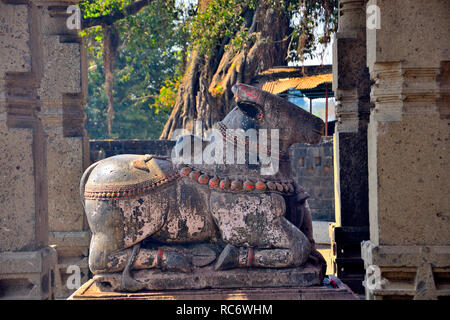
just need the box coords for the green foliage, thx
[81,0,186,139]
[152,75,181,113]
[80,0,337,139]
[189,0,337,62]
[80,0,132,18]
[190,0,258,56]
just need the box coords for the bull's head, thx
[230,84,325,146]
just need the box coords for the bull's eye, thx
[237,102,263,121]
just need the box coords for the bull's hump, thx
[84,154,179,200]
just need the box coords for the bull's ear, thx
[237,101,264,121]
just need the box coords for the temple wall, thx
[0,0,89,299]
[361,0,450,300]
[329,0,372,293]
[0,0,56,299]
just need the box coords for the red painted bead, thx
[243,180,255,191]
[220,178,231,190]
[189,171,200,180]
[276,183,284,192]
[179,167,191,176]
[198,174,209,184]
[209,176,220,188]
[255,181,267,190]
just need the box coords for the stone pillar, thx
[362,0,450,300]
[329,0,371,293]
[35,2,90,299]
[0,0,57,299]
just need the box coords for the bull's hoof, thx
[164,251,192,273]
[120,274,145,292]
[214,244,239,270]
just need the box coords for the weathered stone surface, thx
[329,0,371,294]
[0,246,57,300]
[0,0,88,299]
[0,3,32,76]
[81,84,326,292]
[361,241,450,300]
[368,114,450,246]
[0,1,46,252]
[33,3,90,299]
[363,0,450,300]
[0,123,39,251]
[93,263,322,291]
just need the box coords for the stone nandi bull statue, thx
[81,84,326,291]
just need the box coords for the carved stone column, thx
[0,0,57,299]
[35,1,90,299]
[362,0,450,300]
[329,0,371,293]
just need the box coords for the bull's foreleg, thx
[95,245,191,291]
[121,243,145,291]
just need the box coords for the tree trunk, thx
[103,25,120,137]
[160,3,291,139]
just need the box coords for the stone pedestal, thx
[93,263,323,292]
[362,0,450,300]
[329,0,371,293]
[0,0,57,299]
[70,277,359,300]
[35,2,90,299]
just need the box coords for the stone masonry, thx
[0,0,57,299]
[0,0,89,299]
[362,0,450,300]
[329,0,372,294]
[290,138,335,222]
[35,2,90,299]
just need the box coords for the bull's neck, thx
[210,121,294,180]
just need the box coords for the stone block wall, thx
[89,137,335,222]
[0,0,89,299]
[290,138,335,221]
[90,139,176,162]
[361,0,450,300]
[0,0,57,299]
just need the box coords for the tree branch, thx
[82,0,154,29]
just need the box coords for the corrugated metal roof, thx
[261,73,332,95]
[259,67,301,75]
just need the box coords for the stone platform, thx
[69,277,358,300]
[92,263,323,292]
